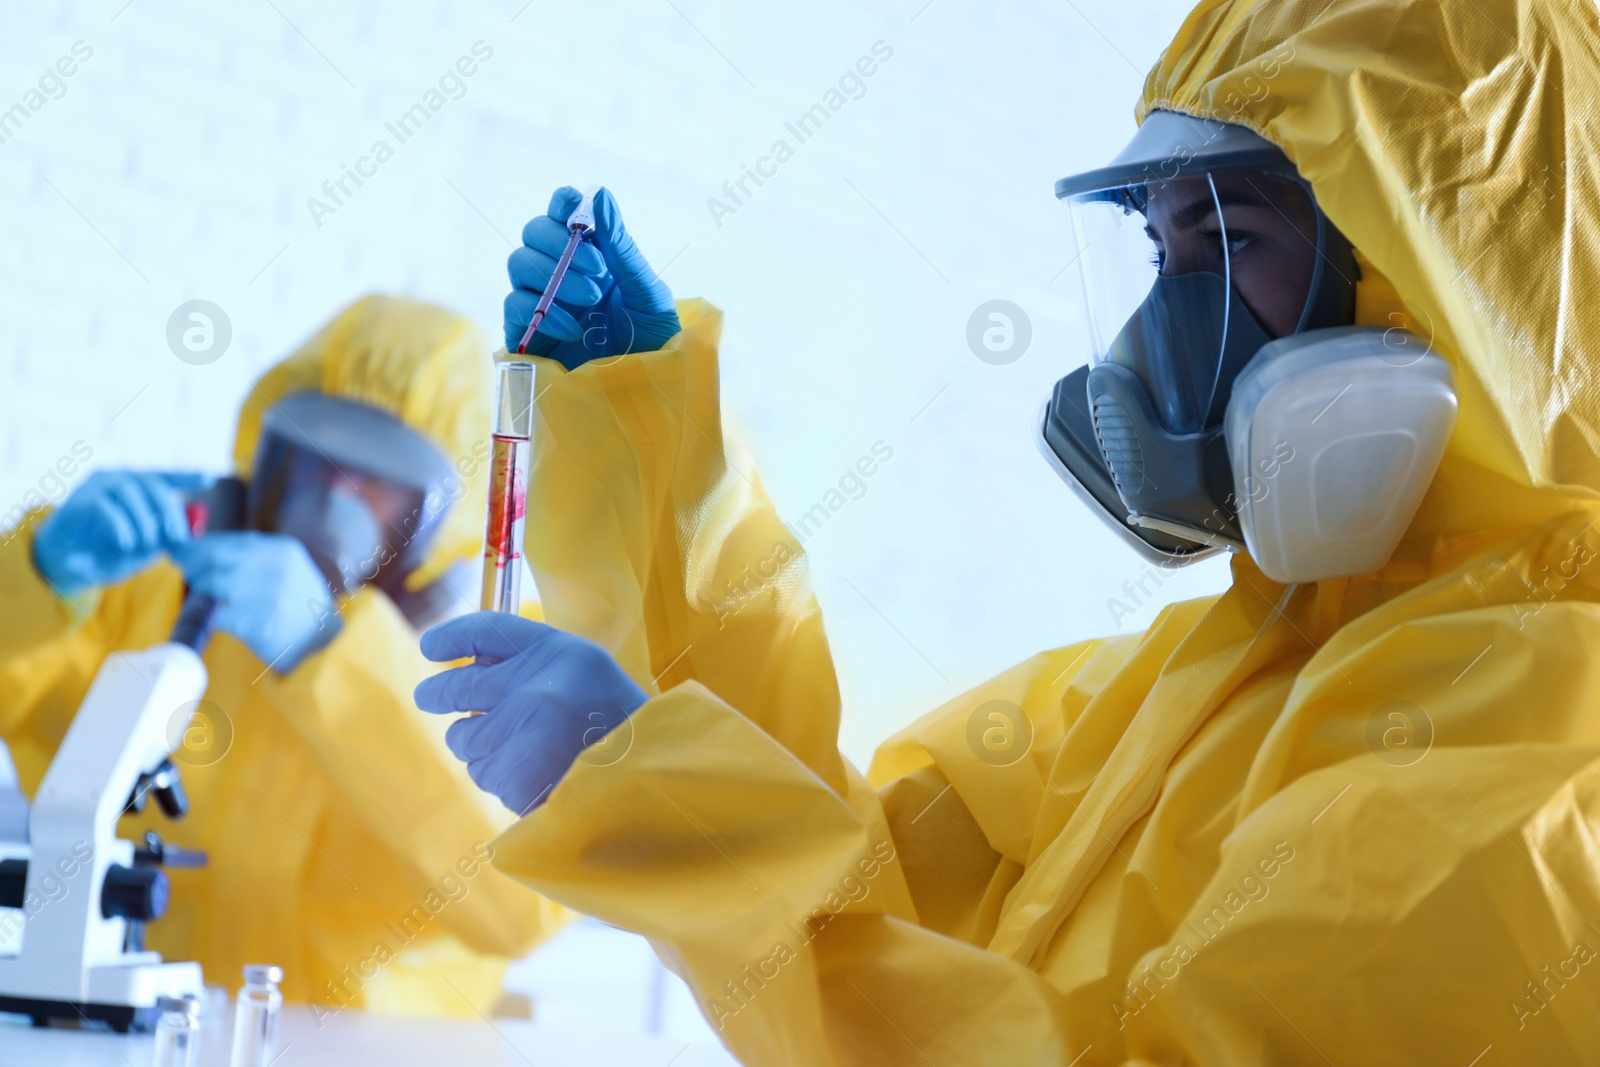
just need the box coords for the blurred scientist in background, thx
[0,295,563,1016]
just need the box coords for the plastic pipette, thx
[514,186,598,355]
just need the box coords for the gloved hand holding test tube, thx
[482,188,599,615]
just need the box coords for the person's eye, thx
[1148,246,1165,270]
[1204,228,1257,257]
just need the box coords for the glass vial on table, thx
[229,964,284,1067]
[151,994,201,1067]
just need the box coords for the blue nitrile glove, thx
[33,471,203,595]
[174,532,340,673]
[414,612,648,815]
[504,186,680,368]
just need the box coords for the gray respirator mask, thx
[1037,112,1458,583]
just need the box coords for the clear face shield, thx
[1040,116,1358,563]
[249,394,454,599]
[254,444,448,595]
[1070,171,1321,435]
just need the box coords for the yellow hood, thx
[231,295,494,589]
[1141,0,1600,568]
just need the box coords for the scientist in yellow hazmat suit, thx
[417,0,1600,1061]
[0,296,563,1017]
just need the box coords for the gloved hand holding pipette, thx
[504,186,680,367]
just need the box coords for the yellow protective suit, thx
[0,296,565,1016]
[487,1,1600,1061]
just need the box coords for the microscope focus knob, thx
[101,864,169,922]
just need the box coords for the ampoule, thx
[229,964,283,1067]
[151,994,201,1067]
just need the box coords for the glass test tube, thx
[482,361,534,613]
[229,964,283,1067]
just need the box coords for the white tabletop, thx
[0,1003,739,1066]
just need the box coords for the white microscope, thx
[0,587,220,1031]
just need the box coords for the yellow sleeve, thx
[0,513,77,660]
[269,587,565,958]
[0,514,179,787]
[494,682,1080,1066]
[525,299,848,793]
[0,517,80,748]
[503,306,1157,1060]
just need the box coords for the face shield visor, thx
[1040,112,1357,561]
[249,393,454,598]
[1072,171,1323,433]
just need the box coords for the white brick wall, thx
[0,0,1225,764]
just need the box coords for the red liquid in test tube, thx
[482,362,534,613]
